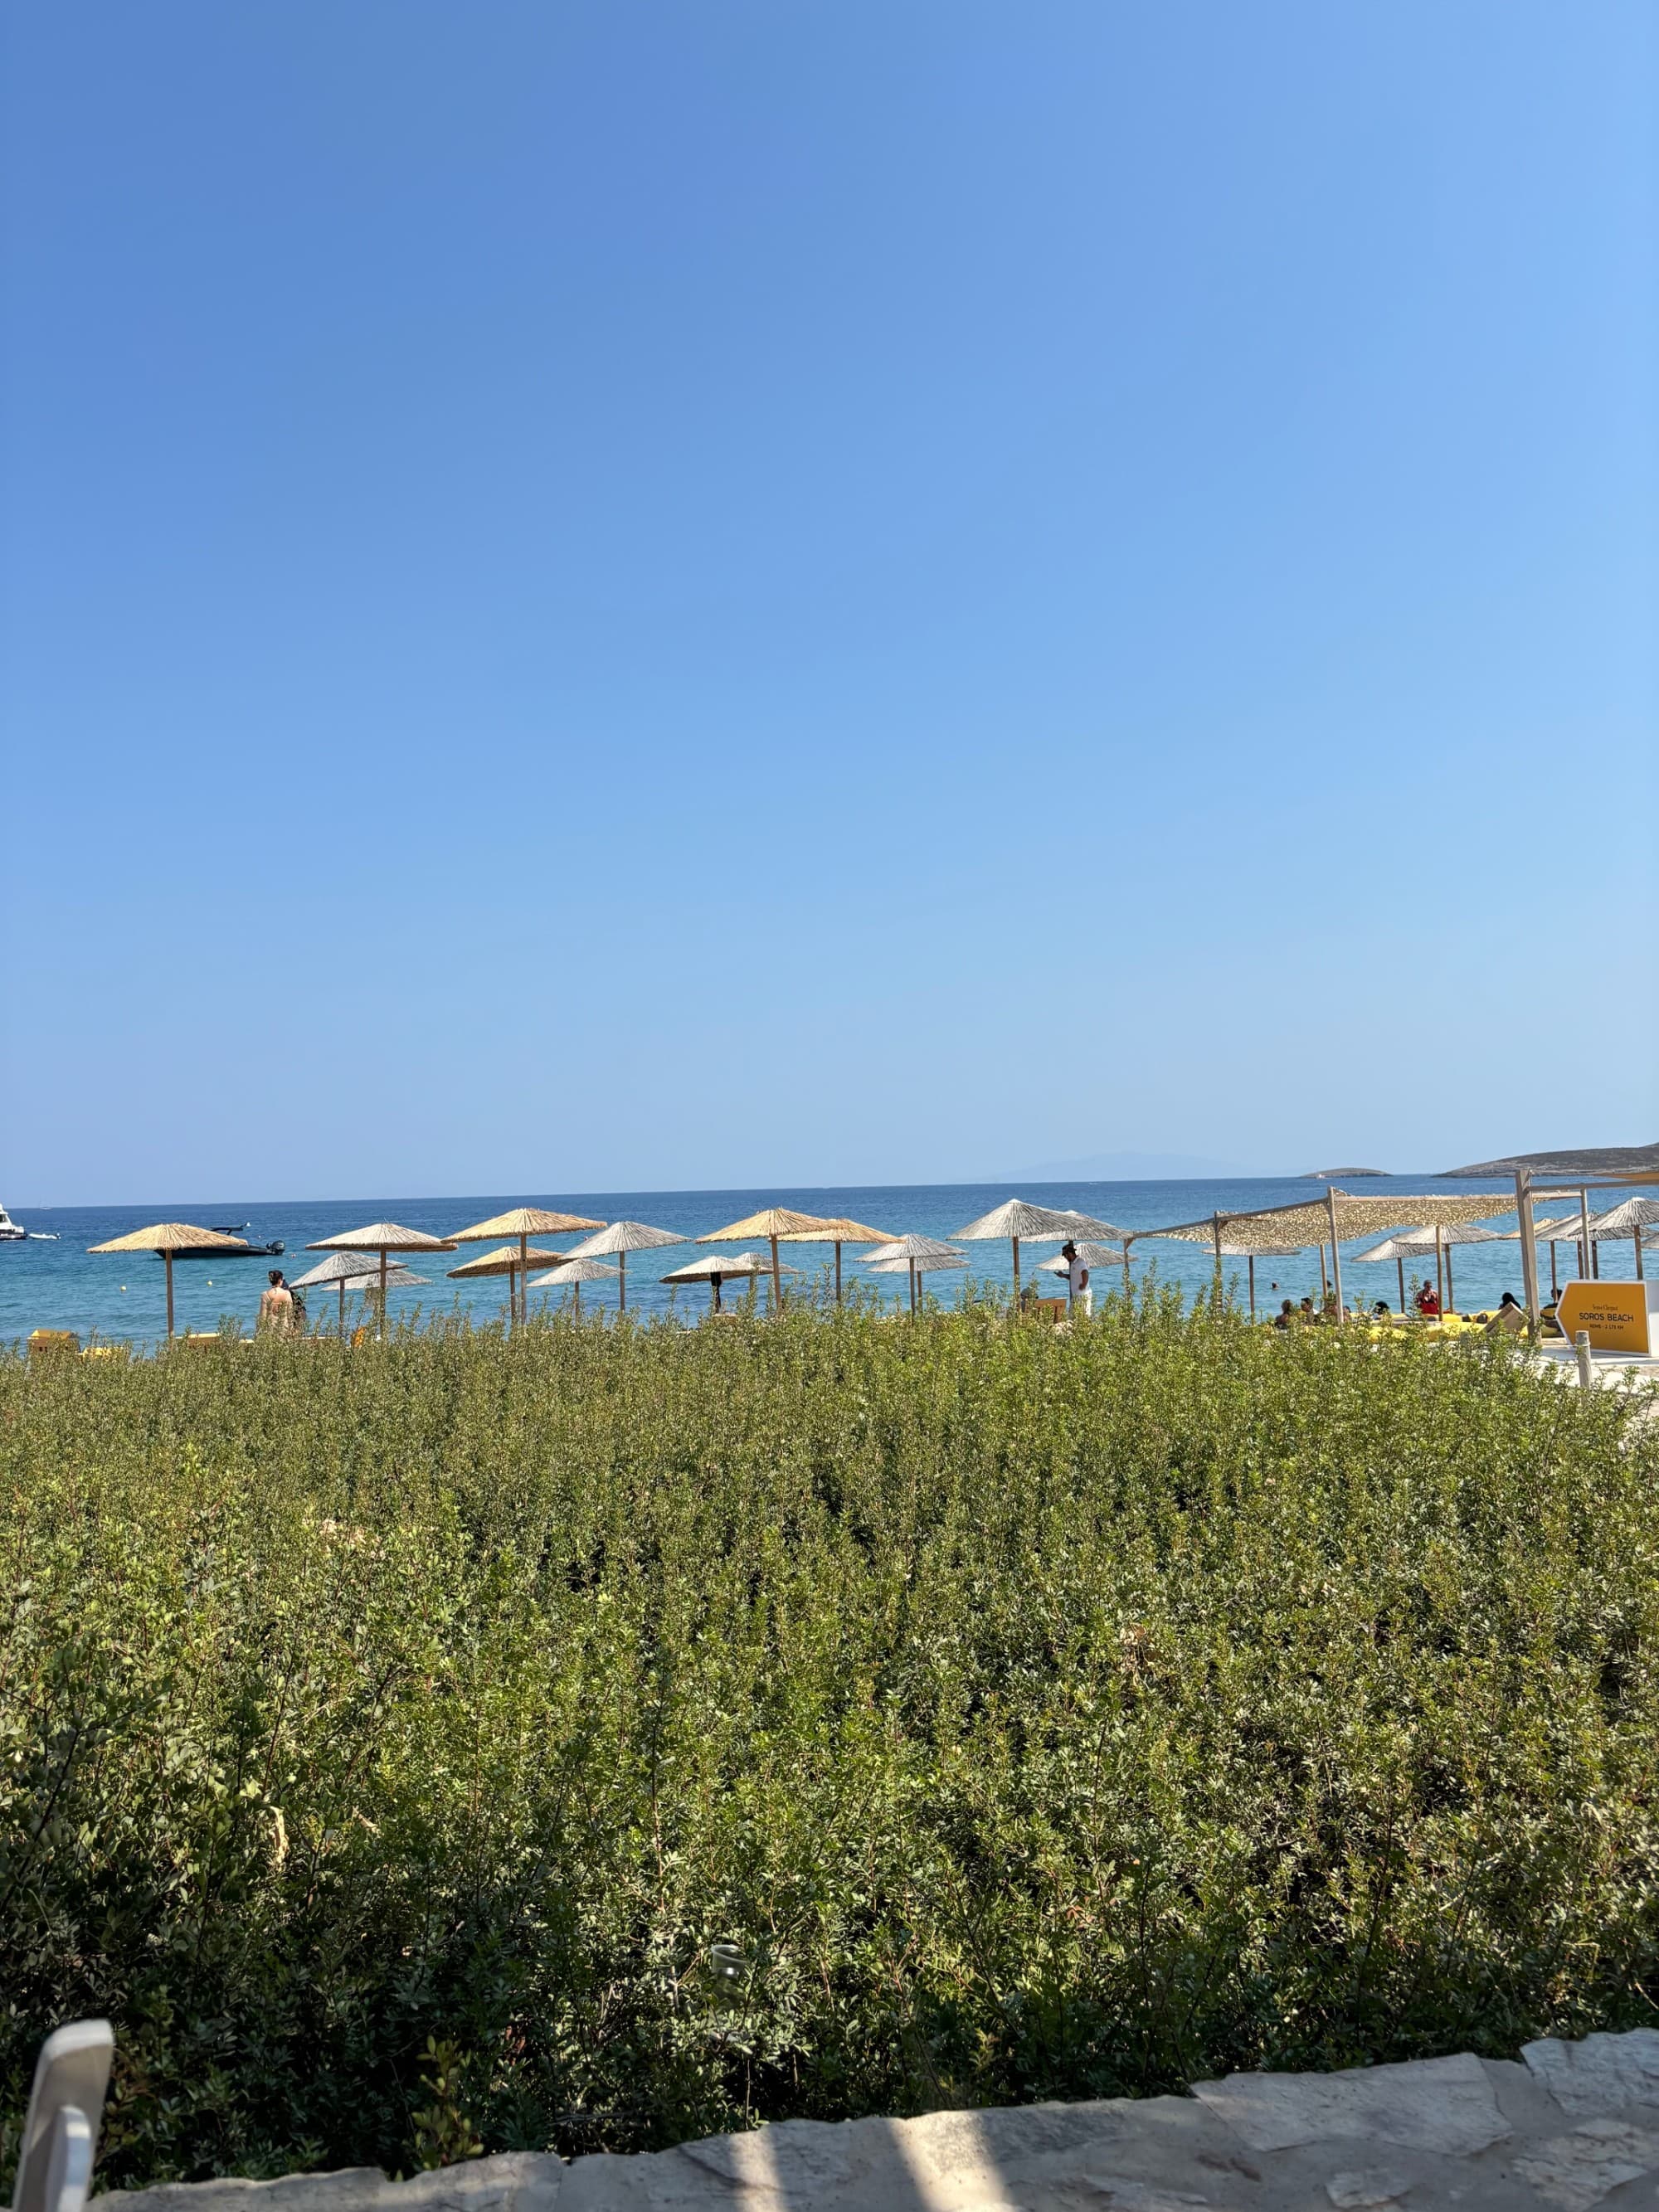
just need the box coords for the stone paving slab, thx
[100,2030,1659,2212]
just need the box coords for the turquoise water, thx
[0,1174,1637,1347]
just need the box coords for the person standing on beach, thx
[1059,1239,1092,1318]
[258,1268,296,1334]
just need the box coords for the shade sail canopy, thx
[1036,1242,1125,1271]
[696,1207,833,1242]
[89,1223,251,1255]
[448,1206,605,1241]
[772,1217,895,1243]
[954,1198,1084,1242]
[864,1234,966,1264]
[307,1222,459,1253]
[447,1243,570,1280]
[563,1220,684,1257]
[661,1252,773,1281]
[287,1251,384,1288]
[528,1257,620,1286]
[1587,1196,1659,1235]
[1140,1192,1511,1253]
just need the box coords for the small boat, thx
[0,1203,56,1241]
[166,1225,287,1261]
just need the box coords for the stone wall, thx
[101,2029,1659,2211]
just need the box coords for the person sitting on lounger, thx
[1414,1280,1441,1318]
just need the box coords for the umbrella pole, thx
[834,1243,843,1305]
[1397,1256,1406,1314]
[1637,1231,1645,1283]
[379,1247,387,1341]
[1434,1227,1443,1314]
[771,1234,781,1313]
[1211,1213,1223,1312]
[1446,1242,1455,1314]
[619,1250,627,1314]
[1579,1190,1592,1281]
[1550,1242,1559,1299]
[1248,1254,1256,1321]
[338,1280,346,1334]
[1326,1187,1344,1324]
[909,1260,917,1319]
[165,1249,175,1341]
[1011,1235,1020,1300]
[520,1233,529,1329]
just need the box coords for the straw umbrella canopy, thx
[660,1251,792,1313]
[1351,1236,1429,1317]
[868,1245,966,1318]
[1379,1221,1507,1315]
[864,1234,966,1319]
[558,1221,685,1312]
[448,1242,572,1320]
[306,1223,459,1338]
[527,1255,620,1315]
[696,1208,833,1310]
[446,1207,605,1326]
[953,1198,1094,1297]
[289,1247,383,1332]
[1585,1195,1659,1281]
[772,1216,896,1305]
[87,1223,252,1339]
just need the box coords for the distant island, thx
[1442,1141,1659,1179]
[1304,1167,1387,1179]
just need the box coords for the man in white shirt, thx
[1059,1240,1092,1318]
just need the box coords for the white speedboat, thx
[0,1204,55,1241]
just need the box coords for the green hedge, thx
[2,1296,1655,2186]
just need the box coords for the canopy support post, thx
[1434,1225,1444,1315]
[1326,1186,1344,1324]
[1515,1170,1540,1334]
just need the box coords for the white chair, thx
[12,2022,113,2212]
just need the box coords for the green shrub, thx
[1,1295,1655,2185]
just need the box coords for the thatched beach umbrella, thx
[864,1235,966,1319]
[697,1208,832,1311]
[306,1223,459,1338]
[661,1251,792,1313]
[528,1255,619,1315]
[868,1242,966,1318]
[447,1207,605,1326]
[289,1248,383,1332]
[1382,1221,1506,1315]
[952,1199,1109,1298]
[773,1216,895,1304]
[448,1242,572,1320]
[559,1221,684,1312]
[87,1222,252,1339]
[1586,1195,1659,1281]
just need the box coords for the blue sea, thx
[0,1175,1638,1348]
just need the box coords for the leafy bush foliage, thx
[1,1295,1655,2185]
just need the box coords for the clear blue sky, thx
[3,1,1654,1203]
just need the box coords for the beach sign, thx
[1554,1281,1653,1356]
